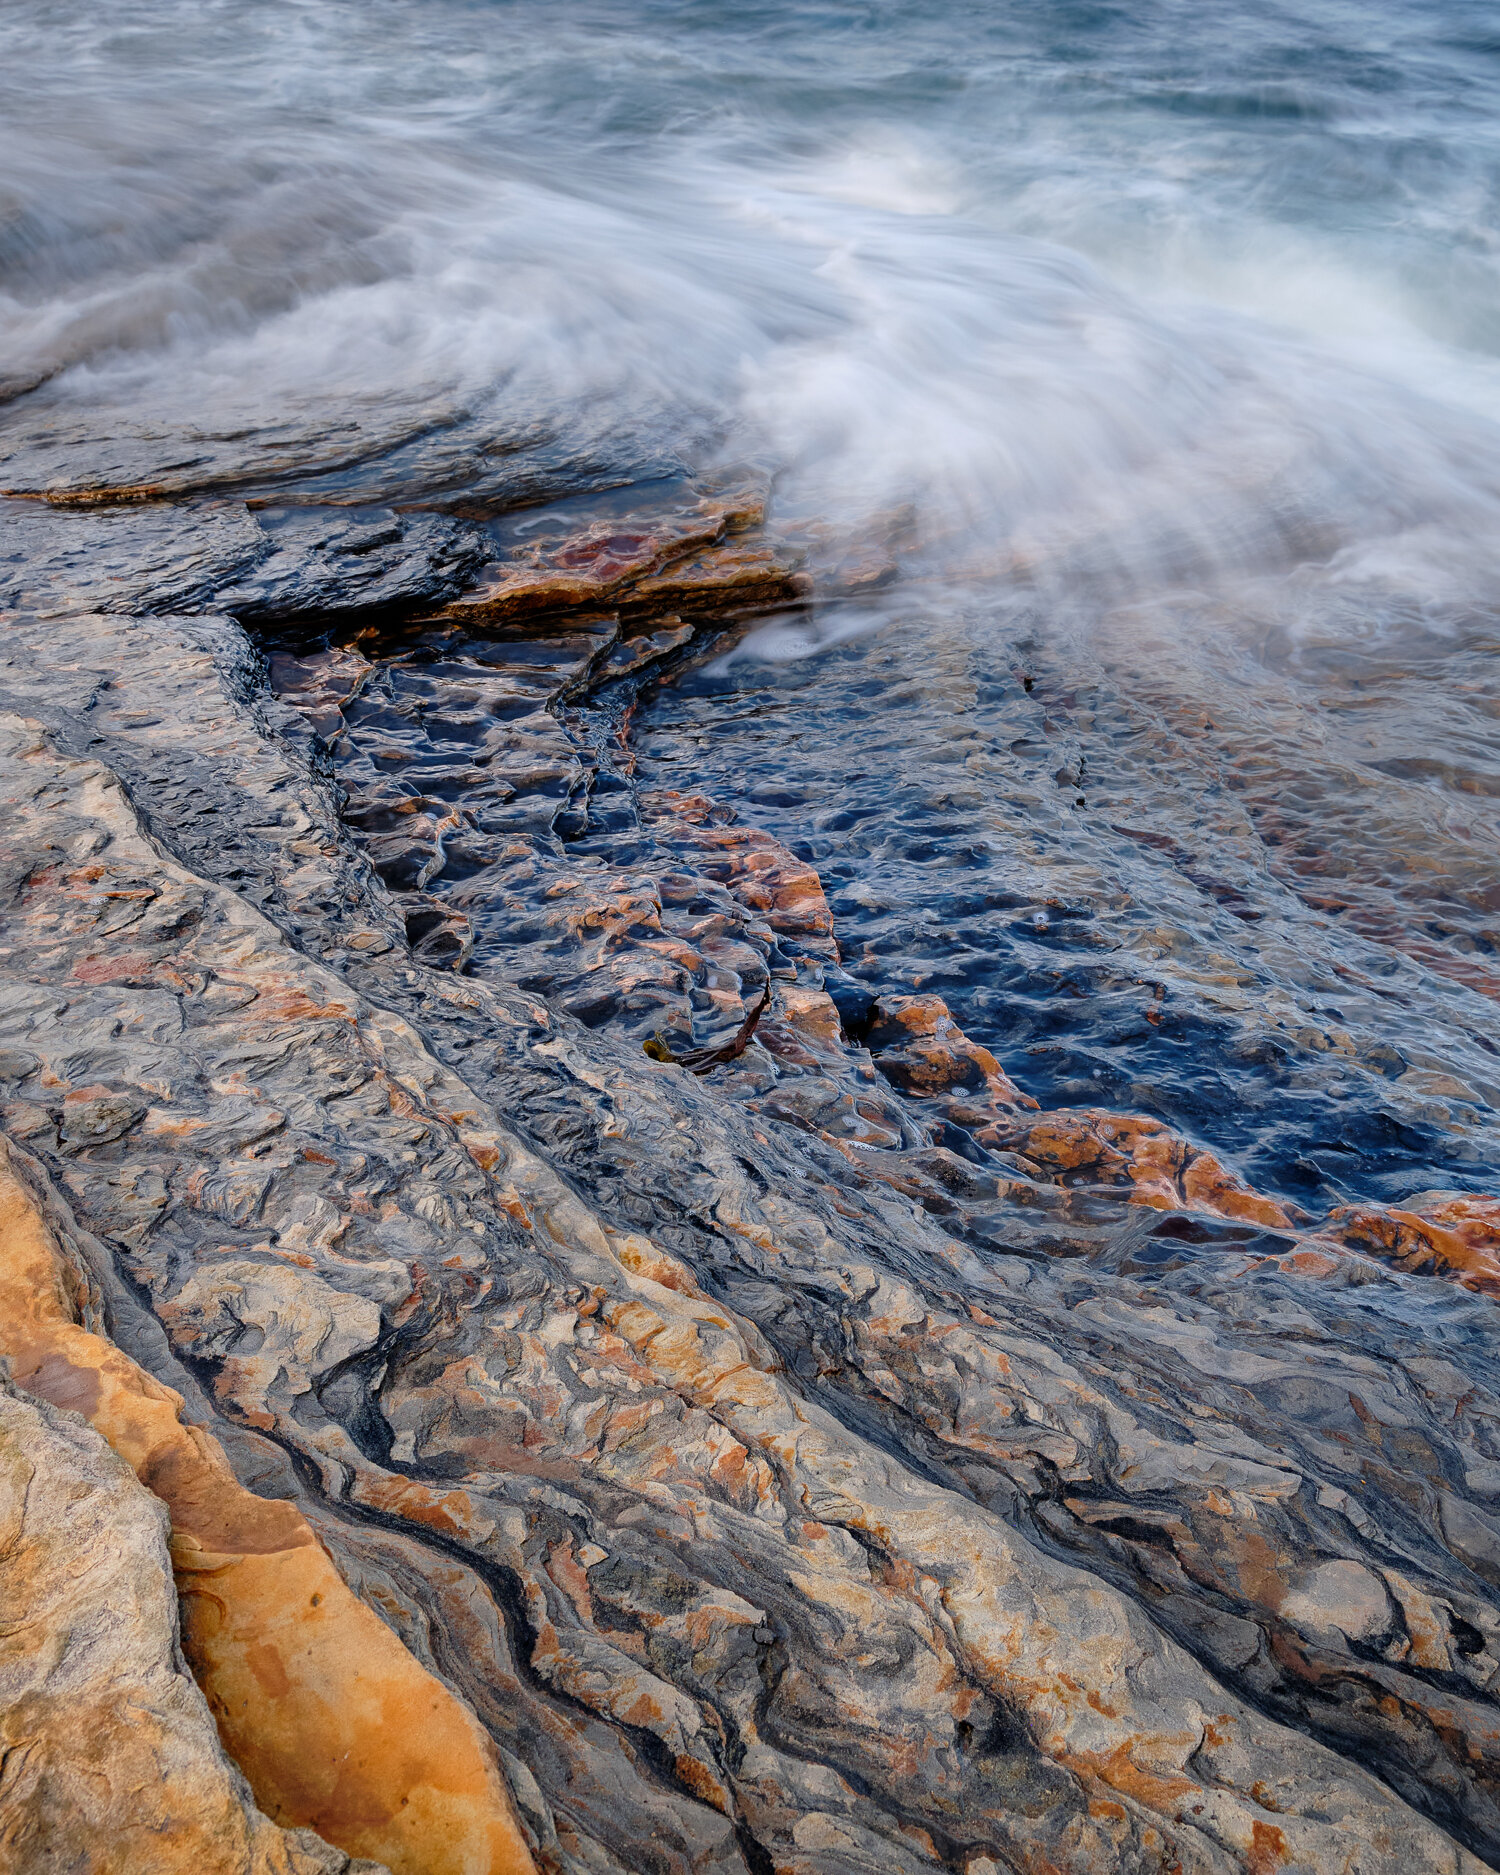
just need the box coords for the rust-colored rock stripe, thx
[0,1147,535,1875]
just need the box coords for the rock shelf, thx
[1,493,1499,1874]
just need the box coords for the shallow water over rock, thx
[259,477,1500,1218]
[653,590,1500,1205]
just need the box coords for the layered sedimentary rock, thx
[1,486,1499,1875]
[0,1136,534,1875]
[0,1377,384,1875]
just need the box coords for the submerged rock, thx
[1326,1193,1500,1298]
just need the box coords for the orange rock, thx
[0,1377,372,1875]
[441,514,734,622]
[866,994,1035,1113]
[994,1108,1296,1227]
[773,985,844,1053]
[639,790,838,958]
[1325,1197,1500,1298]
[1406,1190,1500,1251]
[15,480,174,507]
[444,562,635,622]
[0,1142,535,1875]
[442,532,673,622]
[630,541,802,610]
[1179,1149,1295,1227]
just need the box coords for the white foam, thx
[5,0,1500,624]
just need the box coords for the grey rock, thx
[0,603,1494,1872]
[0,495,487,622]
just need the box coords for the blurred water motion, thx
[5,1,1500,590]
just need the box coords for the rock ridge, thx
[0,1127,534,1875]
[0,1370,388,1875]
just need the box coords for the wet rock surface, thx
[0,390,675,516]
[0,485,1499,1873]
[0,495,490,623]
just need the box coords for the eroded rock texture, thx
[0,1376,383,1875]
[0,1136,534,1875]
[0,494,1498,1875]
